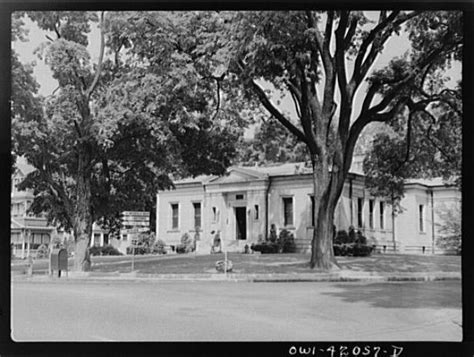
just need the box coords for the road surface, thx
[11,280,462,341]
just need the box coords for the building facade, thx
[156,162,461,254]
[11,158,123,257]
[11,161,54,258]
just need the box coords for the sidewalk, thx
[11,253,461,283]
[12,269,461,284]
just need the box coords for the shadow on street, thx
[320,281,461,309]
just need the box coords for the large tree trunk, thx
[73,149,93,272]
[310,157,345,270]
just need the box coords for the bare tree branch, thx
[352,11,421,88]
[335,11,350,94]
[344,98,407,174]
[343,14,358,49]
[352,11,399,83]
[248,76,309,146]
[306,10,335,112]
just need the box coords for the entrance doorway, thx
[235,207,247,240]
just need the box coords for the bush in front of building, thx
[251,228,296,254]
[278,229,296,253]
[176,232,195,254]
[151,239,167,254]
[101,244,123,256]
[333,227,373,257]
[251,241,280,254]
[35,244,49,259]
[90,244,122,256]
[126,246,148,255]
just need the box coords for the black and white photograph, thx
[5,5,468,352]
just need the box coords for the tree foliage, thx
[237,118,309,165]
[435,202,461,253]
[11,11,245,270]
[363,86,461,206]
[12,11,462,271]
[193,10,462,269]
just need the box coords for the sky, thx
[12,11,462,139]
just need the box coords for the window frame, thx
[369,199,375,229]
[357,197,364,228]
[170,203,179,230]
[193,201,202,230]
[282,196,294,227]
[419,204,425,233]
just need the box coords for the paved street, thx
[11,280,461,341]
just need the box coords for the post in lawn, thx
[131,238,137,272]
[222,235,227,278]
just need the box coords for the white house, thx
[11,159,55,258]
[156,161,460,255]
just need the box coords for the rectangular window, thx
[33,234,42,244]
[357,198,364,228]
[236,194,244,200]
[193,202,201,229]
[369,199,375,229]
[419,204,425,232]
[212,207,218,222]
[171,203,179,229]
[254,205,259,220]
[310,195,315,227]
[379,202,385,229]
[283,197,294,227]
[93,233,101,246]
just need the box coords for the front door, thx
[235,207,247,240]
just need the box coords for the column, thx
[21,230,25,259]
[26,230,31,258]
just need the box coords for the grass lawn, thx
[89,252,461,275]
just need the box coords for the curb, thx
[11,271,461,283]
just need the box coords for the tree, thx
[435,201,461,254]
[237,118,309,165]
[12,11,242,271]
[200,11,462,269]
[11,13,42,173]
[363,84,461,195]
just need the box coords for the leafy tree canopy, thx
[12,11,246,235]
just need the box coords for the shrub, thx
[89,245,102,256]
[36,244,49,259]
[352,243,374,257]
[333,228,373,257]
[251,242,280,254]
[90,245,122,256]
[151,239,167,254]
[176,232,195,254]
[278,229,296,253]
[251,227,296,254]
[126,245,149,255]
[101,244,122,256]
[176,245,186,254]
[334,230,350,244]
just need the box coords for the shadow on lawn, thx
[321,281,462,309]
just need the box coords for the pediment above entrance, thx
[207,167,267,185]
